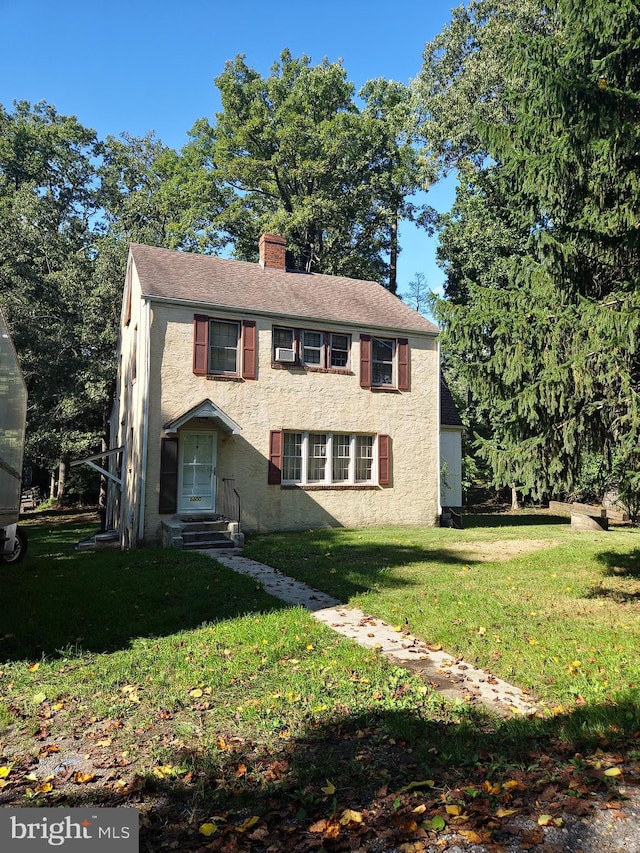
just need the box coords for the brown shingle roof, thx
[130,244,438,335]
[440,376,463,427]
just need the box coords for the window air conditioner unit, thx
[275,347,296,363]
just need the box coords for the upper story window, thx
[372,338,394,386]
[193,315,256,380]
[272,326,351,371]
[359,334,409,391]
[210,320,240,374]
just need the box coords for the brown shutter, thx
[397,338,409,391]
[378,434,391,486]
[359,334,371,388]
[159,437,178,513]
[323,332,330,368]
[193,315,209,375]
[242,320,257,379]
[268,430,283,484]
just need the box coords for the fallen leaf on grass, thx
[538,814,563,827]
[403,779,435,792]
[152,765,177,779]
[235,816,259,833]
[0,767,11,779]
[459,830,487,844]
[321,779,336,795]
[199,823,218,837]
[422,815,445,832]
[72,772,96,784]
[308,819,329,834]
[604,767,622,777]
[495,807,519,818]
[340,809,363,825]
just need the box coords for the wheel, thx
[2,527,27,564]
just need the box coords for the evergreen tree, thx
[419,0,640,510]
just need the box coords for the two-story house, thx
[107,234,451,549]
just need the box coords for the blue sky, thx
[1,0,458,295]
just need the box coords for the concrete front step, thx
[182,531,235,549]
[161,516,244,550]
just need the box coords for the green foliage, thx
[98,131,229,253]
[0,101,113,485]
[190,51,430,290]
[417,1,640,504]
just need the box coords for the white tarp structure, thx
[0,309,27,558]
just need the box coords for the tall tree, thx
[98,131,229,253]
[190,51,426,289]
[417,0,640,508]
[0,101,113,500]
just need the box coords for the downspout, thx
[436,339,442,519]
[137,298,151,542]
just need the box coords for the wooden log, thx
[571,513,609,531]
[549,500,606,517]
[605,507,630,522]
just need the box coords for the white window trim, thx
[209,319,240,375]
[273,326,351,370]
[372,337,396,387]
[282,431,376,486]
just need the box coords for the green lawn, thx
[1,510,639,852]
[244,514,640,708]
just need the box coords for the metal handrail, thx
[219,478,241,529]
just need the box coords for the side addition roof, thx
[440,377,463,428]
[129,244,439,335]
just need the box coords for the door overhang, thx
[163,399,242,435]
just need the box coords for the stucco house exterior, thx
[107,234,458,549]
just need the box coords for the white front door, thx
[178,432,217,513]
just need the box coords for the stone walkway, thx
[209,552,540,717]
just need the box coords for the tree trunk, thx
[57,456,69,506]
[49,469,57,500]
[388,213,398,295]
[511,483,519,511]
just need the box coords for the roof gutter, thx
[142,294,440,339]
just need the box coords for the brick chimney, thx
[259,233,286,270]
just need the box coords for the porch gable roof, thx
[163,399,242,435]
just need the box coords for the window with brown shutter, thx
[361,336,411,391]
[242,320,257,379]
[193,315,209,375]
[397,339,409,391]
[378,434,391,486]
[268,430,283,484]
[159,437,178,513]
[359,334,372,387]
